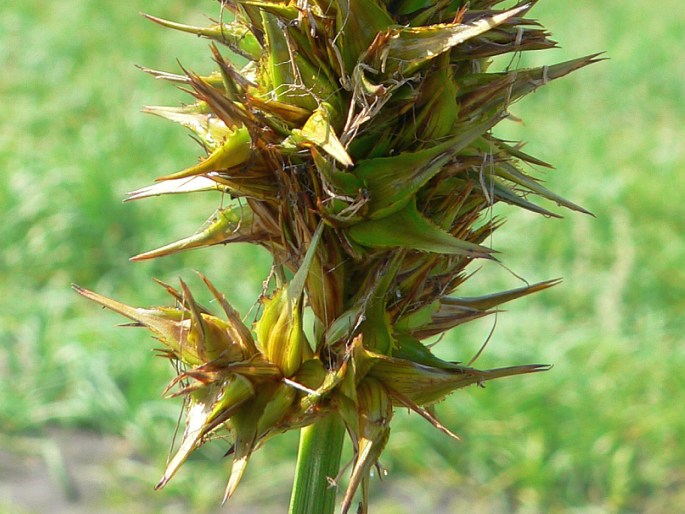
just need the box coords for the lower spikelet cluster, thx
[75,0,596,511]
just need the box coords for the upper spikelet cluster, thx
[75,1,596,510]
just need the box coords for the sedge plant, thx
[75,1,597,512]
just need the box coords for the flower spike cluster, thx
[76,0,596,510]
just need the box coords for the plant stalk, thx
[289,413,345,514]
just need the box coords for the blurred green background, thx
[1,1,683,513]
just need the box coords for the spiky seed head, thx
[75,0,597,508]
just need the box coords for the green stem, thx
[288,414,345,514]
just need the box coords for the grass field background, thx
[1,1,683,512]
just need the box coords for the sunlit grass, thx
[1,0,683,512]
